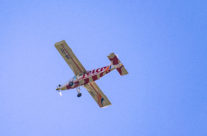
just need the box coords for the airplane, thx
[55,40,128,108]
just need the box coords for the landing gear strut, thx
[76,87,82,97]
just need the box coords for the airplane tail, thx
[107,53,128,76]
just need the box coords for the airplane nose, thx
[56,84,61,90]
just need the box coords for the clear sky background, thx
[0,0,207,136]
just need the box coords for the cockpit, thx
[73,73,84,81]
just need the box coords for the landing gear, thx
[77,93,82,97]
[76,87,82,98]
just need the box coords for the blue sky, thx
[0,0,207,136]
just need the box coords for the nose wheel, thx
[76,87,82,97]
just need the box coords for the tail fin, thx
[107,53,128,76]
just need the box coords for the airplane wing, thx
[84,82,111,108]
[55,40,86,75]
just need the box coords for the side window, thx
[73,76,77,80]
[69,82,73,86]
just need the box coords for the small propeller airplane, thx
[55,40,128,108]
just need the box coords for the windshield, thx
[72,76,77,80]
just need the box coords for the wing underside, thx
[84,82,111,108]
[55,40,86,75]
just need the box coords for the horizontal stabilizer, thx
[108,53,128,76]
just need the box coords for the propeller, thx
[57,84,62,96]
[58,90,62,96]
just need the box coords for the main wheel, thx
[77,93,82,97]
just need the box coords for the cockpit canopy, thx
[77,73,84,77]
[72,75,77,80]
[73,73,85,80]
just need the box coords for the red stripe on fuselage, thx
[66,84,70,89]
[100,72,104,77]
[92,75,98,81]
[84,78,89,84]
[106,69,111,74]
[74,81,80,87]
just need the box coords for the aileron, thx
[84,82,111,108]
